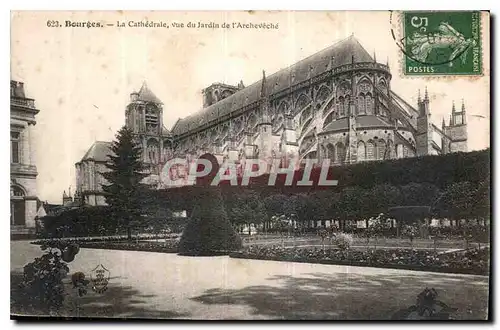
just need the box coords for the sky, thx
[10,11,490,203]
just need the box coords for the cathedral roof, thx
[80,141,113,162]
[162,125,172,136]
[137,82,163,104]
[172,35,373,136]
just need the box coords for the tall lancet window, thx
[366,140,375,160]
[365,93,374,115]
[344,95,350,116]
[147,139,159,164]
[358,94,366,115]
[357,141,366,161]
[338,96,345,117]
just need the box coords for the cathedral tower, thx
[416,87,433,156]
[444,100,468,153]
[125,82,166,168]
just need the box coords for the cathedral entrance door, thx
[11,199,25,226]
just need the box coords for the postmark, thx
[394,11,482,76]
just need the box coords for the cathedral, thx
[75,35,468,205]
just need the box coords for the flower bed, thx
[31,233,180,246]
[78,240,179,254]
[231,246,490,276]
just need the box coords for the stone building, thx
[10,80,40,231]
[75,36,467,204]
[75,83,173,205]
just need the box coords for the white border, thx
[3,1,496,330]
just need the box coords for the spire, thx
[137,81,163,104]
[68,187,72,198]
[259,70,271,125]
[417,89,421,103]
[424,86,429,102]
[352,54,355,64]
[442,117,446,129]
[452,100,456,113]
[386,56,389,66]
[63,190,67,198]
[260,70,267,98]
[461,99,466,124]
[373,50,377,63]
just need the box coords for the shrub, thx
[179,188,242,255]
[334,233,354,250]
[19,242,85,312]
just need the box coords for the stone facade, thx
[10,80,40,228]
[76,36,468,205]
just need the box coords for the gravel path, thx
[11,241,489,320]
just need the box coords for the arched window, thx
[326,143,335,163]
[316,86,330,103]
[147,139,159,164]
[358,94,366,115]
[295,94,309,114]
[344,95,350,116]
[320,145,326,160]
[11,185,25,198]
[386,141,394,159]
[277,101,288,114]
[163,140,173,161]
[338,96,345,117]
[365,93,374,115]
[377,139,387,160]
[357,141,366,162]
[395,144,402,158]
[366,140,375,160]
[335,142,346,164]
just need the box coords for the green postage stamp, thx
[402,11,482,76]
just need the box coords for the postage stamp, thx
[401,11,482,76]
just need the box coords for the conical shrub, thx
[179,187,242,256]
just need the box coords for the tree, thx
[270,214,292,246]
[402,223,419,249]
[401,183,440,206]
[102,126,149,240]
[226,191,267,235]
[366,214,387,250]
[264,194,288,218]
[433,181,477,221]
[367,184,403,215]
[179,187,242,255]
[317,227,329,250]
